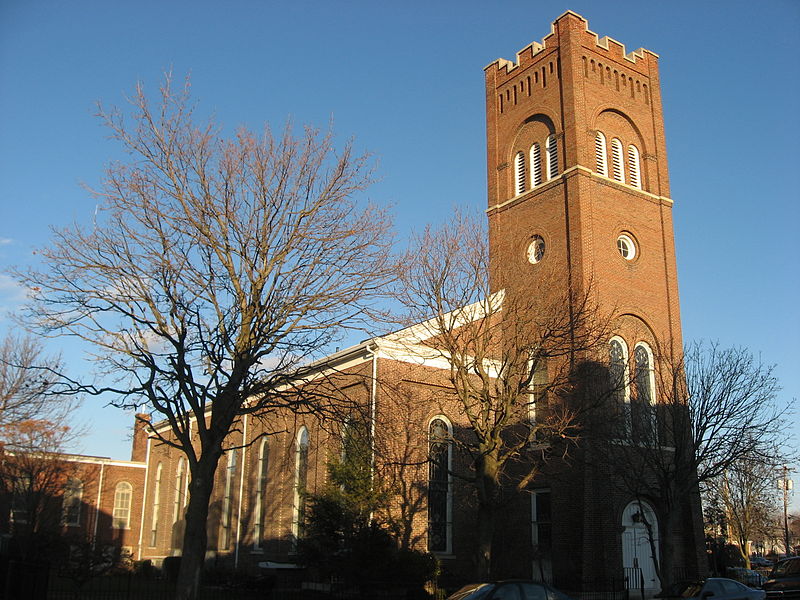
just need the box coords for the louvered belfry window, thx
[546,135,559,180]
[628,144,641,189]
[595,132,608,176]
[514,151,526,196]
[611,138,624,183]
[530,143,542,188]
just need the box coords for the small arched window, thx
[530,143,542,188]
[150,462,163,546]
[113,482,133,529]
[611,138,624,183]
[428,417,452,554]
[546,135,559,180]
[628,145,641,189]
[595,132,608,177]
[220,449,236,550]
[292,427,309,542]
[633,343,656,442]
[609,337,630,436]
[62,478,83,526]
[514,151,526,196]
[253,439,269,549]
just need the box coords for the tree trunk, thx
[658,510,679,592]
[174,455,221,600]
[475,455,500,580]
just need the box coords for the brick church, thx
[3,11,707,595]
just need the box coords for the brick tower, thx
[483,12,703,590]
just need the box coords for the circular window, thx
[527,235,546,264]
[617,234,636,260]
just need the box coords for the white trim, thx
[546,134,559,180]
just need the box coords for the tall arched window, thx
[150,463,162,546]
[633,343,656,442]
[628,144,641,189]
[292,427,309,543]
[595,132,608,177]
[113,482,133,529]
[611,138,624,182]
[62,478,83,526]
[546,135,559,180]
[220,449,236,550]
[427,417,452,554]
[253,439,269,549]
[530,143,542,188]
[514,151,526,196]
[609,337,630,436]
[172,457,186,526]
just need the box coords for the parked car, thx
[728,566,767,587]
[763,557,800,599]
[752,556,773,568]
[657,578,764,600]
[446,581,575,600]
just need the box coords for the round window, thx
[527,235,546,264]
[617,234,636,260]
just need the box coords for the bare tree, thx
[393,212,609,579]
[591,342,789,589]
[706,452,781,568]
[0,333,77,431]
[13,75,394,600]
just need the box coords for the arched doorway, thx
[622,500,659,597]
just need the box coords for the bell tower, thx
[483,12,704,587]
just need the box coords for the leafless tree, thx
[706,452,781,568]
[393,212,609,579]
[13,75,394,600]
[0,333,77,432]
[591,341,790,589]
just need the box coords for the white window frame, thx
[633,342,657,441]
[514,151,526,196]
[172,457,187,527]
[292,427,309,543]
[62,477,83,527]
[546,134,559,180]
[595,131,608,177]
[253,438,269,550]
[628,144,641,189]
[150,462,162,546]
[220,449,236,550]
[609,336,631,436]
[113,482,133,530]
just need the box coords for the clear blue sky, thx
[1,0,798,497]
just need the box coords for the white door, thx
[622,501,659,596]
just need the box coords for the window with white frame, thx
[150,463,162,546]
[514,151,526,196]
[292,427,309,544]
[628,144,641,189]
[611,138,624,183]
[427,417,452,554]
[62,477,83,527]
[633,343,657,442]
[528,355,548,425]
[220,449,236,550]
[531,489,552,581]
[253,439,269,550]
[172,457,187,526]
[113,482,133,529]
[530,143,542,188]
[609,337,630,436]
[546,135,559,180]
[595,131,608,177]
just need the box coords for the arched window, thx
[528,355,548,425]
[633,343,656,442]
[253,439,269,549]
[611,138,624,183]
[150,462,162,546]
[172,457,186,526]
[628,144,641,189]
[220,449,236,550]
[292,427,309,543]
[514,151,526,196]
[546,135,559,180]
[609,337,630,436]
[595,132,608,176]
[427,417,452,554]
[113,482,133,529]
[530,143,542,188]
[62,478,83,526]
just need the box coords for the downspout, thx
[234,413,248,569]
[136,435,153,560]
[92,461,106,550]
[366,342,378,519]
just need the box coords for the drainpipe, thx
[92,461,106,550]
[136,435,153,560]
[365,342,378,517]
[234,413,248,569]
